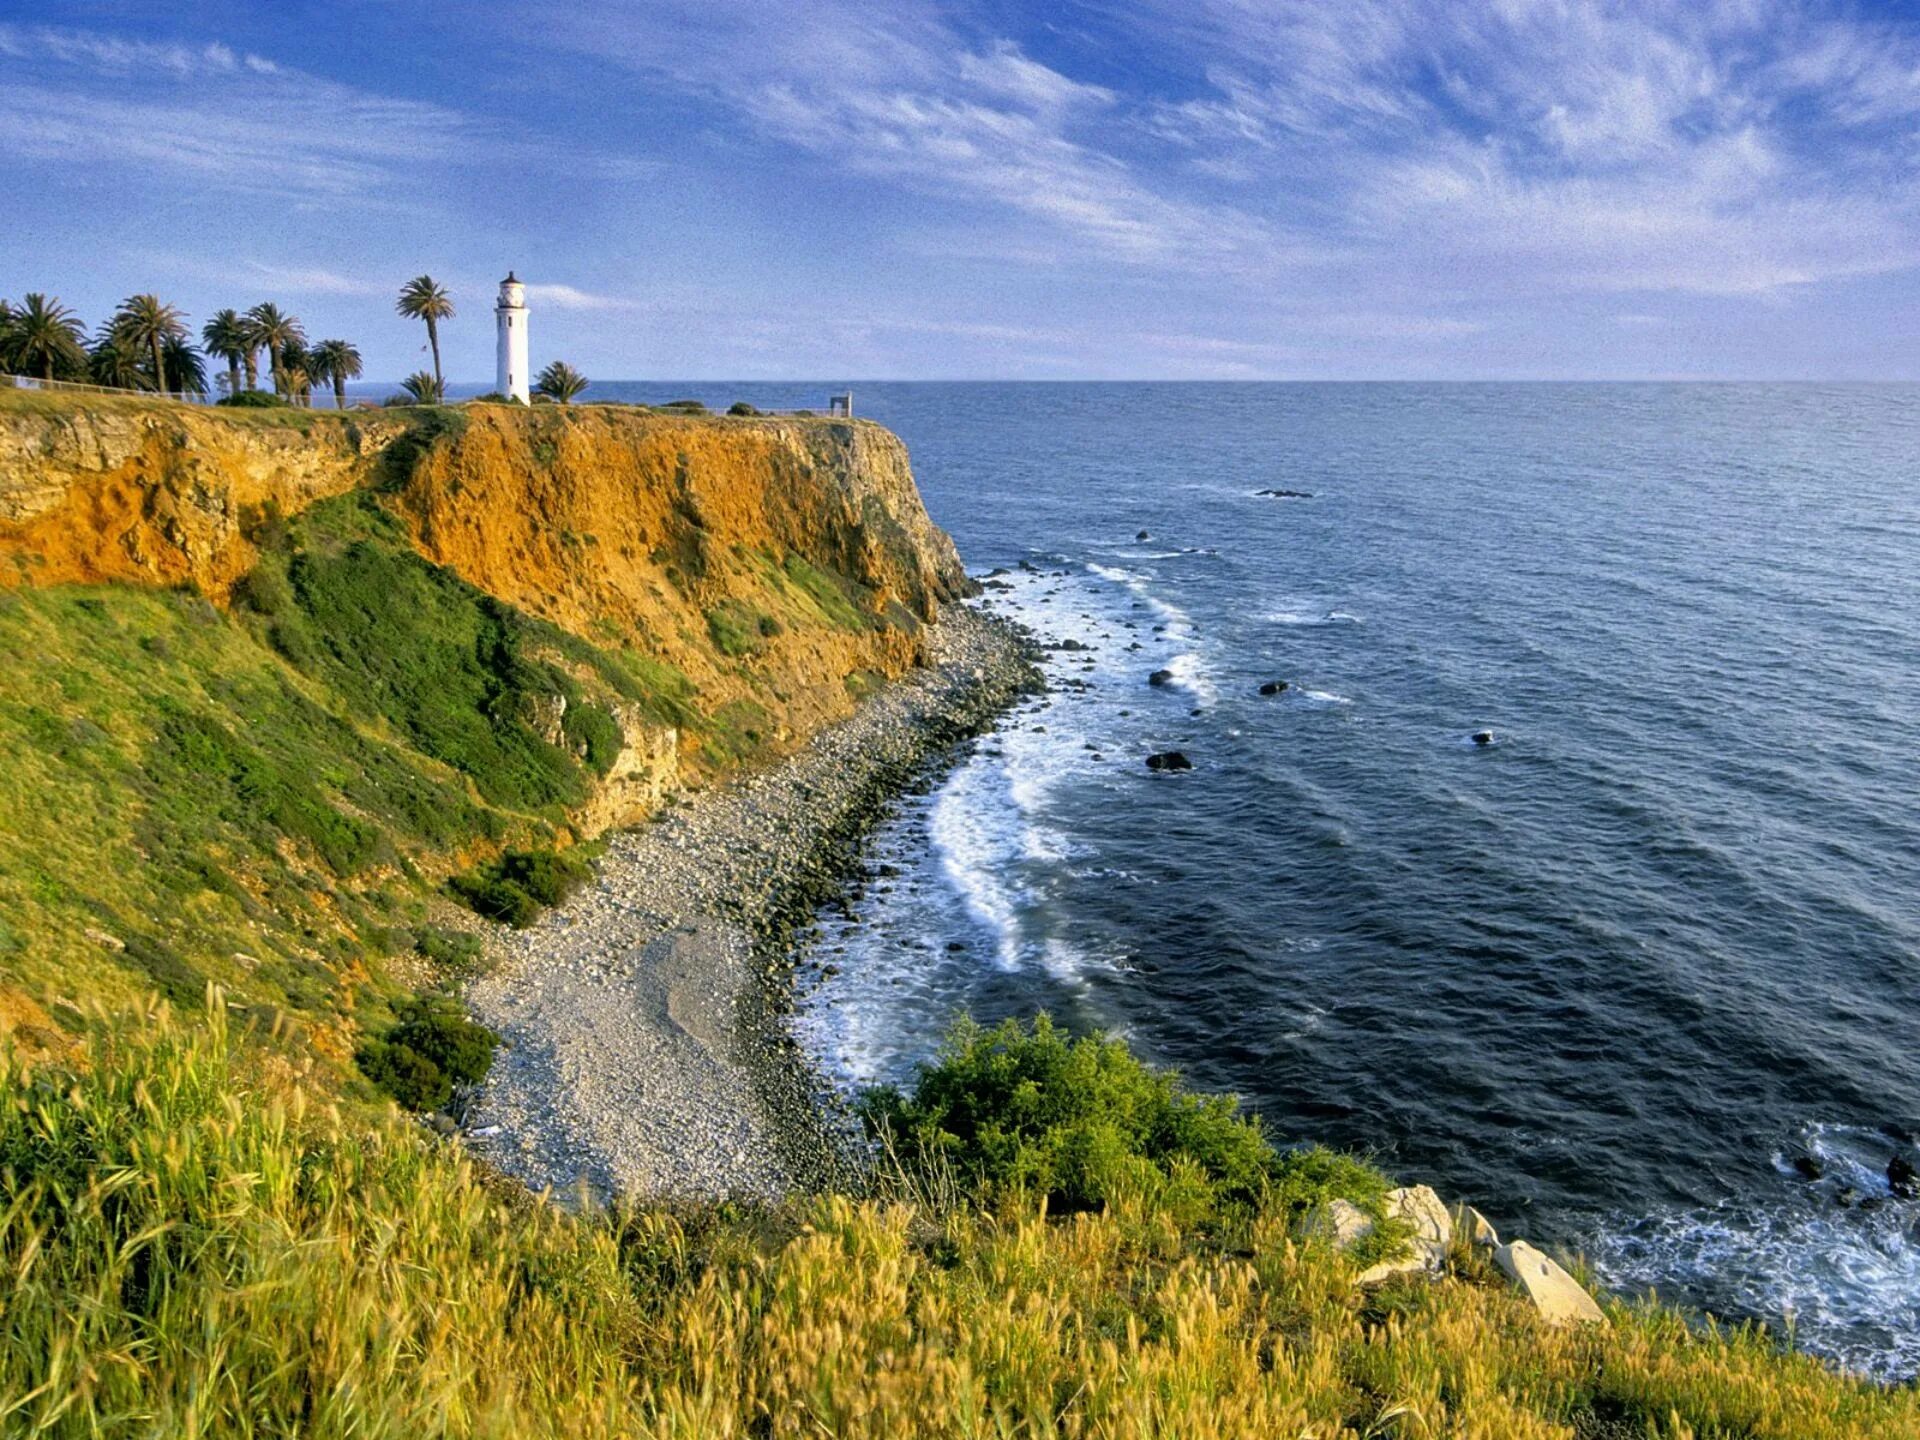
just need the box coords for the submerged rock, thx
[1148,669,1175,687]
[1890,1154,1918,1199]
[1136,529,1152,540]
[1495,1241,1608,1327]
[1145,751,1193,772]
[1259,680,1290,696]
[1256,488,1314,499]
[1472,730,1495,746]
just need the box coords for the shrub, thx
[728,401,762,416]
[356,995,498,1110]
[389,996,497,1086]
[355,1036,450,1110]
[662,399,708,413]
[469,391,523,405]
[452,846,593,927]
[860,1015,1373,1224]
[415,925,484,975]
[217,390,291,408]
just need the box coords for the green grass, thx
[3,997,1914,1440]
[705,598,774,658]
[238,493,633,817]
[781,552,874,631]
[0,585,502,1018]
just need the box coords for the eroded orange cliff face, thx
[0,401,408,596]
[0,395,974,781]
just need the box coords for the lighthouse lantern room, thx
[495,273,529,403]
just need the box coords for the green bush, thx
[727,401,762,416]
[390,997,498,1085]
[217,390,291,409]
[415,926,485,975]
[861,1015,1384,1225]
[662,399,708,413]
[469,392,523,405]
[451,846,594,927]
[243,495,630,814]
[355,1037,450,1110]
[356,995,499,1111]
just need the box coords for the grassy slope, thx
[0,487,706,1062]
[3,1001,1913,1440]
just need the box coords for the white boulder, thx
[1494,1240,1608,1327]
[1316,1185,1454,1285]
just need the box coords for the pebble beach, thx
[462,605,1039,1201]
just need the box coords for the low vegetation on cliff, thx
[3,998,1911,1440]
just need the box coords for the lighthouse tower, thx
[495,272,529,403]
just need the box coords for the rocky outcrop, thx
[1495,1241,1609,1327]
[1316,1185,1453,1285]
[1316,1183,1609,1326]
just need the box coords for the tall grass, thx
[4,997,1915,1438]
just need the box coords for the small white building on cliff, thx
[495,273,529,403]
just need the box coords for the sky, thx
[4,0,1920,381]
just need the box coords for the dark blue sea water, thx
[597,382,1920,1378]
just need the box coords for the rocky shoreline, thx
[463,605,1041,1202]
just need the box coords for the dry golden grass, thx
[2,998,1914,1439]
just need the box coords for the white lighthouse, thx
[495,272,529,403]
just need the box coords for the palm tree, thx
[163,336,207,396]
[534,360,588,404]
[9,293,88,381]
[309,339,363,409]
[201,309,250,397]
[395,275,453,393]
[115,295,189,396]
[246,303,304,397]
[89,326,152,391]
[399,370,443,404]
[280,340,315,404]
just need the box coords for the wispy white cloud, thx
[530,0,1312,273]
[1132,0,1920,299]
[523,283,644,312]
[0,25,475,202]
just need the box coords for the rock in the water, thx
[1791,1153,1824,1182]
[1136,529,1152,540]
[1890,1154,1918,1199]
[1494,1241,1608,1327]
[1256,488,1314,499]
[1148,669,1175,687]
[1145,751,1193,772]
[1259,680,1290,696]
[1472,730,1495,746]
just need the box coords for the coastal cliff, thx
[0,392,978,1042]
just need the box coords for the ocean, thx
[585,381,1920,1379]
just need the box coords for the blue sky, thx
[5,1,1920,380]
